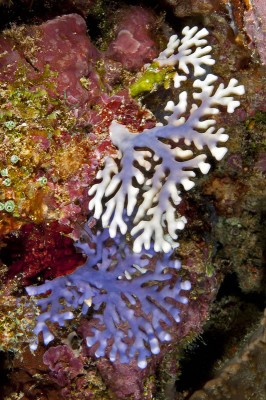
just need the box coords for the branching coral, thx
[26,218,191,368]
[89,26,245,253]
[26,26,245,370]
[130,26,215,96]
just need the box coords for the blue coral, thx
[26,218,191,368]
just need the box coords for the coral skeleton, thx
[89,26,245,253]
[26,219,191,369]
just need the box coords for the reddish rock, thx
[157,0,226,17]
[30,14,101,105]
[43,345,84,387]
[243,0,266,65]
[105,6,158,71]
[254,152,266,174]
[3,222,85,287]
[0,36,29,79]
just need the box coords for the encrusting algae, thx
[0,66,97,235]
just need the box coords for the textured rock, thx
[105,6,158,71]
[30,14,101,105]
[243,0,266,65]
[188,309,266,400]
[156,0,226,18]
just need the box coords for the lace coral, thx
[89,26,245,253]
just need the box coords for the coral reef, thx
[0,60,100,235]
[0,12,157,238]
[26,25,244,372]
[0,296,36,352]
[0,1,265,399]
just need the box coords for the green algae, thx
[0,65,80,232]
[129,62,176,98]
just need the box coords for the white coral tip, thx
[133,241,142,254]
[161,332,171,341]
[138,359,147,369]
[181,178,195,191]
[237,84,245,95]
[164,100,175,112]
[227,100,240,113]
[30,341,38,351]
[86,336,95,347]
[173,74,187,88]
[43,332,55,345]
[197,27,209,37]
[180,296,189,304]
[181,280,192,290]
[88,185,97,196]
[211,146,228,161]
[198,161,211,174]
[219,133,229,142]
[176,218,187,230]
[150,337,160,354]
[161,240,172,253]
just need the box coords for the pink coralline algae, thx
[105,6,158,71]
[243,0,266,65]
[0,11,157,238]
[43,344,102,399]
[34,15,99,101]
[0,14,101,105]
[43,345,84,387]
[4,222,85,286]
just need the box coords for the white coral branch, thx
[155,26,215,77]
[89,26,245,253]
[89,157,119,219]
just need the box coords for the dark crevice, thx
[175,273,265,397]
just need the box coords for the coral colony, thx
[26,27,244,368]
[27,220,191,369]
[89,26,244,253]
